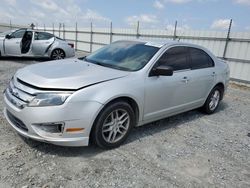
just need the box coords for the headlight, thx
[28,93,72,107]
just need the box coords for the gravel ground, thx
[0,57,250,188]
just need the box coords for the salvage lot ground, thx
[0,57,250,188]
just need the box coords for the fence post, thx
[75,22,78,51]
[63,23,65,39]
[90,22,93,53]
[173,20,177,40]
[59,23,61,38]
[136,21,140,39]
[52,23,55,35]
[110,21,113,44]
[44,24,46,31]
[223,19,232,59]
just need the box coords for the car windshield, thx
[0,30,13,37]
[82,41,159,71]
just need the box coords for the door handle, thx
[211,72,216,77]
[16,42,20,44]
[45,42,50,44]
[181,76,189,83]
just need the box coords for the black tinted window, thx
[189,48,214,69]
[157,47,189,71]
[34,32,54,40]
[11,29,25,38]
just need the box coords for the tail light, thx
[68,43,74,48]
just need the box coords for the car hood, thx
[15,59,130,90]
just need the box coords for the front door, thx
[144,46,192,122]
[4,29,26,56]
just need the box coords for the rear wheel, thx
[92,101,135,149]
[51,49,65,60]
[202,86,223,114]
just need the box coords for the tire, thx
[51,49,65,60]
[202,86,223,114]
[92,101,136,149]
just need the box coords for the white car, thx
[3,40,230,149]
[0,28,75,59]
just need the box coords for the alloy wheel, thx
[209,90,220,111]
[101,109,130,144]
[51,49,65,60]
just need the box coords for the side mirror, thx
[5,34,12,39]
[150,65,173,77]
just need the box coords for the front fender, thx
[67,75,144,122]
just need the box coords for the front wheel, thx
[202,86,223,114]
[51,49,65,60]
[92,101,136,149]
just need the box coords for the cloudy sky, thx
[0,0,250,31]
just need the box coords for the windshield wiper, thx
[81,57,131,71]
[95,62,130,71]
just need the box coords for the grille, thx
[5,79,34,109]
[6,110,28,132]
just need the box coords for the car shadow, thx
[21,137,104,158]
[22,101,229,157]
[126,101,229,145]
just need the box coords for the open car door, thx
[21,31,33,54]
[31,32,55,56]
[4,29,26,56]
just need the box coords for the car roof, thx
[117,39,205,50]
[116,39,215,58]
[12,28,49,33]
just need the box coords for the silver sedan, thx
[3,40,230,149]
[0,28,75,59]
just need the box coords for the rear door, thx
[31,32,54,56]
[4,29,26,56]
[186,47,216,101]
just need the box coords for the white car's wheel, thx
[51,49,65,60]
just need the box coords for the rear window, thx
[34,32,54,40]
[189,47,214,69]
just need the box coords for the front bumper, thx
[3,94,102,147]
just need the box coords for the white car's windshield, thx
[0,30,13,37]
[83,41,159,71]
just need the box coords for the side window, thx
[34,32,53,40]
[11,29,25,38]
[189,48,214,69]
[157,47,189,71]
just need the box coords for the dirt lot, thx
[0,57,250,188]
